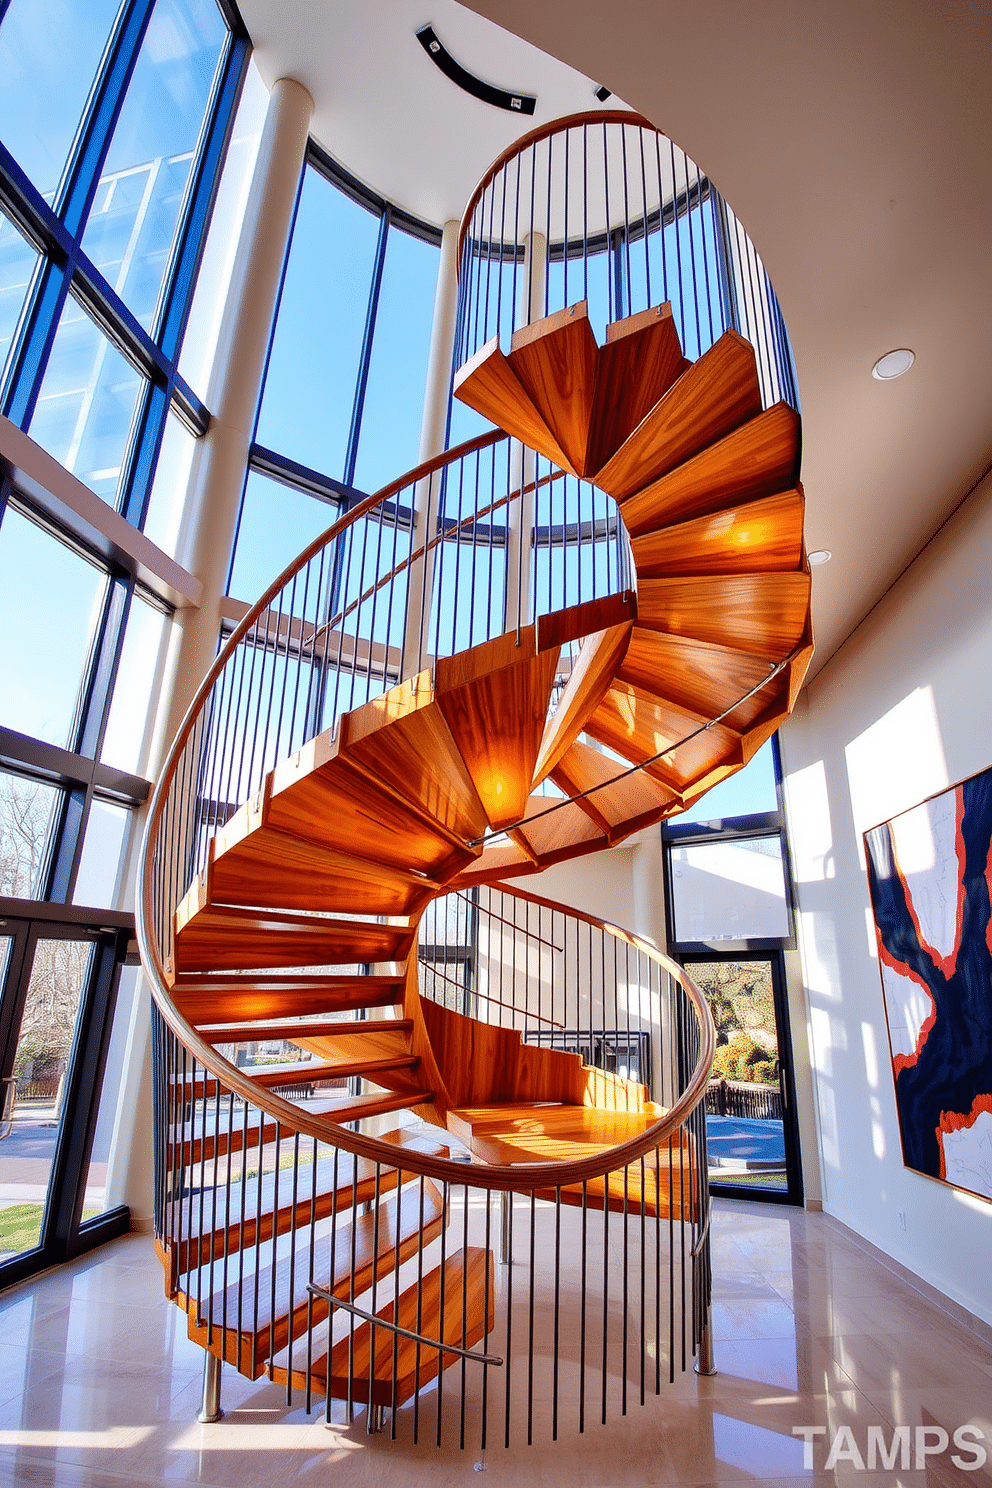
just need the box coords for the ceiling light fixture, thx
[871,348,915,381]
[808,549,832,567]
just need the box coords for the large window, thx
[663,737,804,1203]
[0,0,248,1285]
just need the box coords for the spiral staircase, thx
[138,112,812,1447]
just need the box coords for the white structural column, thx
[504,229,545,634]
[116,77,314,1229]
[402,217,461,676]
[631,831,672,1106]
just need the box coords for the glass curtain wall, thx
[0,0,249,1284]
[663,738,805,1204]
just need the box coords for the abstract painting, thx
[864,767,992,1202]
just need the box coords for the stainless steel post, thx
[197,1349,223,1422]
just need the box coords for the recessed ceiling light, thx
[872,348,915,381]
[808,549,832,567]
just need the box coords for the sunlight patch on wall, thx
[844,687,948,869]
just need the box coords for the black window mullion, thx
[157,26,251,360]
[56,0,157,239]
[75,573,133,762]
[118,377,170,529]
[43,785,88,906]
[0,252,74,428]
[343,206,390,488]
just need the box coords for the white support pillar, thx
[504,230,545,635]
[631,830,672,1106]
[116,76,314,1231]
[403,218,461,677]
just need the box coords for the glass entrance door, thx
[683,952,802,1201]
[0,915,129,1284]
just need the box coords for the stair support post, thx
[197,1350,223,1423]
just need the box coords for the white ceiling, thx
[238,0,992,680]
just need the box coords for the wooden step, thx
[538,1134,699,1219]
[618,400,800,535]
[446,1102,667,1166]
[268,739,479,883]
[533,590,636,653]
[508,793,606,866]
[176,975,404,1027]
[200,1018,413,1046]
[171,907,416,977]
[434,626,560,832]
[592,330,763,502]
[453,335,577,474]
[586,680,744,794]
[585,303,689,474]
[550,740,681,843]
[636,571,811,658]
[617,627,785,732]
[339,670,490,846]
[311,1088,437,1124]
[195,787,440,919]
[507,302,600,473]
[629,487,806,578]
[533,621,633,785]
[303,1247,496,1407]
[244,1053,420,1091]
[185,1177,446,1377]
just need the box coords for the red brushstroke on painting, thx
[936,1092,992,1180]
[896,789,967,980]
[876,937,938,1074]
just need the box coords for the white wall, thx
[779,470,992,1325]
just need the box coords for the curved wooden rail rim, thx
[457,109,656,260]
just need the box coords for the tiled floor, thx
[0,1200,988,1487]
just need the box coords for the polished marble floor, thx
[0,1200,988,1487]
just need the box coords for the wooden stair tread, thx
[617,627,786,732]
[619,400,800,535]
[268,743,478,881]
[197,804,439,920]
[314,1247,495,1407]
[636,571,812,658]
[243,1053,420,1090]
[507,302,600,474]
[586,681,743,793]
[311,1088,437,1124]
[550,739,681,841]
[177,975,405,1027]
[172,906,416,977]
[446,1102,667,1165]
[585,303,689,475]
[509,793,606,865]
[592,330,762,502]
[453,334,576,473]
[533,620,633,785]
[200,1018,412,1045]
[629,487,806,578]
[185,1178,446,1376]
[340,670,491,845]
[434,625,561,831]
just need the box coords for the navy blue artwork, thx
[864,768,992,1202]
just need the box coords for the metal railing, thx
[457,110,798,411]
[148,882,714,1447]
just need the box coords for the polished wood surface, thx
[421,999,650,1113]
[533,621,633,784]
[618,401,800,535]
[172,905,415,976]
[185,1178,446,1375]
[618,626,782,731]
[509,302,599,473]
[268,739,478,881]
[593,331,762,501]
[446,1102,666,1166]
[453,335,575,472]
[637,571,812,657]
[245,1053,420,1090]
[435,627,560,830]
[534,589,636,653]
[510,793,606,864]
[175,974,404,1027]
[340,672,490,845]
[587,680,743,793]
[630,487,806,578]
[199,1017,412,1046]
[585,303,689,474]
[550,740,679,842]
[311,1247,495,1406]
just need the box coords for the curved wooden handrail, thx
[457,109,657,263]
